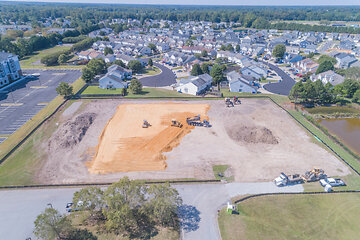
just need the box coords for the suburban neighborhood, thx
[0,3,360,240]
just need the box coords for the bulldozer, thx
[302,168,327,182]
[171,119,183,128]
[142,120,151,128]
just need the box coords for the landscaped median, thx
[80,86,196,98]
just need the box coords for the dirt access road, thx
[37,99,350,184]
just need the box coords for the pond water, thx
[319,118,360,155]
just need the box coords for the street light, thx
[47,203,53,209]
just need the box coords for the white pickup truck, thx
[319,178,346,187]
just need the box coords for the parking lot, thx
[0,69,81,137]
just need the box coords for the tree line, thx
[2,3,360,34]
[34,177,182,240]
[0,23,101,59]
[289,78,360,105]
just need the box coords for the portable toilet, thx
[227,202,236,214]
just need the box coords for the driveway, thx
[139,62,177,87]
[0,182,303,240]
[261,61,296,96]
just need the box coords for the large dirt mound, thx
[227,125,278,144]
[49,113,97,149]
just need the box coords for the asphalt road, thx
[0,69,81,137]
[262,61,296,96]
[0,182,303,240]
[139,62,177,87]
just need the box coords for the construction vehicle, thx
[302,168,327,182]
[274,172,304,187]
[186,115,211,127]
[233,96,241,105]
[225,97,234,107]
[320,177,346,187]
[142,120,151,128]
[171,119,183,128]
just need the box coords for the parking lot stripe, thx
[1,103,23,106]
[30,86,48,89]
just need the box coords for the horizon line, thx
[1,0,360,7]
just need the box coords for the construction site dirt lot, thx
[37,98,350,184]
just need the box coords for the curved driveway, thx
[262,61,296,96]
[139,62,177,87]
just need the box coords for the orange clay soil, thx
[88,103,210,174]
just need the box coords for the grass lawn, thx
[142,66,161,76]
[81,86,195,98]
[20,45,71,68]
[305,106,360,115]
[20,45,83,69]
[212,165,234,181]
[219,193,360,240]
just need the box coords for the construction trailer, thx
[274,172,304,187]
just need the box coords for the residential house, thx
[175,73,212,95]
[227,71,258,93]
[99,65,132,89]
[335,53,360,69]
[284,53,303,64]
[0,52,22,88]
[311,70,344,86]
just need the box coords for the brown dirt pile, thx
[226,125,278,144]
[88,103,209,174]
[49,113,97,149]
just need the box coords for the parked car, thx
[320,178,346,187]
[66,201,83,212]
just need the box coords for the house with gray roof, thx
[175,73,212,95]
[227,71,259,93]
[0,52,22,88]
[311,70,344,86]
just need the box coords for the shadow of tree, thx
[177,204,201,232]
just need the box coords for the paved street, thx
[0,69,81,137]
[139,62,177,87]
[0,182,303,240]
[261,61,296,96]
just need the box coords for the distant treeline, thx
[2,3,360,24]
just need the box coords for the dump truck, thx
[320,177,346,187]
[186,115,211,127]
[274,172,304,187]
[142,120,151,128]
[302,168,327,182]
[171,119,183,128]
